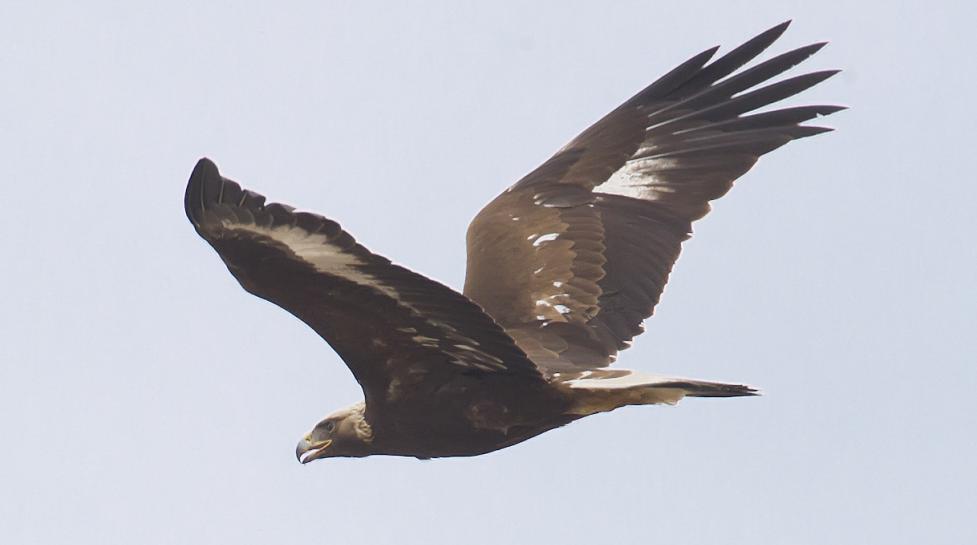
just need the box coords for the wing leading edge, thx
[185,159,544,406]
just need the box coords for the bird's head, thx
[295,402,375,463]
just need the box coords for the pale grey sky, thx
[2,2,974,544]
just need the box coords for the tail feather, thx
[557,369,757,416]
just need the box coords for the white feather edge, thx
[557,370,682,390]
[220,219,505,371]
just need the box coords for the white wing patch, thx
[593,153,679,200]
[223,219,508,372]
[227,221,403,301]
[531,233,560,247]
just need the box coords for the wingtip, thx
[802,41,829,57]
[767,20,793,38]
[186,157,221,224]
[747,20,792,50]
[791,69,842,91]
[191,157,220,181]
[811,104,849,119]
[687,45,722,68]
[796,126,835,138]
[794,105,848,138]
[701,44,721,58]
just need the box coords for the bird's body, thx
[359,376,573,459]
[185,22,841,462]
[362,370,757,458]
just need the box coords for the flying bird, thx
[185,21,841,462]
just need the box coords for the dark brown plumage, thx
[185,22,841,462]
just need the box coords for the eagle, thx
[185,21,841,463]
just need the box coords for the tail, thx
[556,369,758,416]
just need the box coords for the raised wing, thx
[186,159,544,407]
[463,21,843,372]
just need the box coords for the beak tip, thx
[295,437,330,464]
[295,436,332,465]
[296,440,310,464]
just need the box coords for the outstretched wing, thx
[463,21,843,372]
[186,159,544,407]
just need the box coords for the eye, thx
[323,421,336,433]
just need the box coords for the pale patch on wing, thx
[223,220,509,372]
[531,233,560,247]
[592,154,679,200]
[226,221,403,301]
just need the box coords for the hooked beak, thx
[295,434,332,464]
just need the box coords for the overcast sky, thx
[2,2,974,544]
